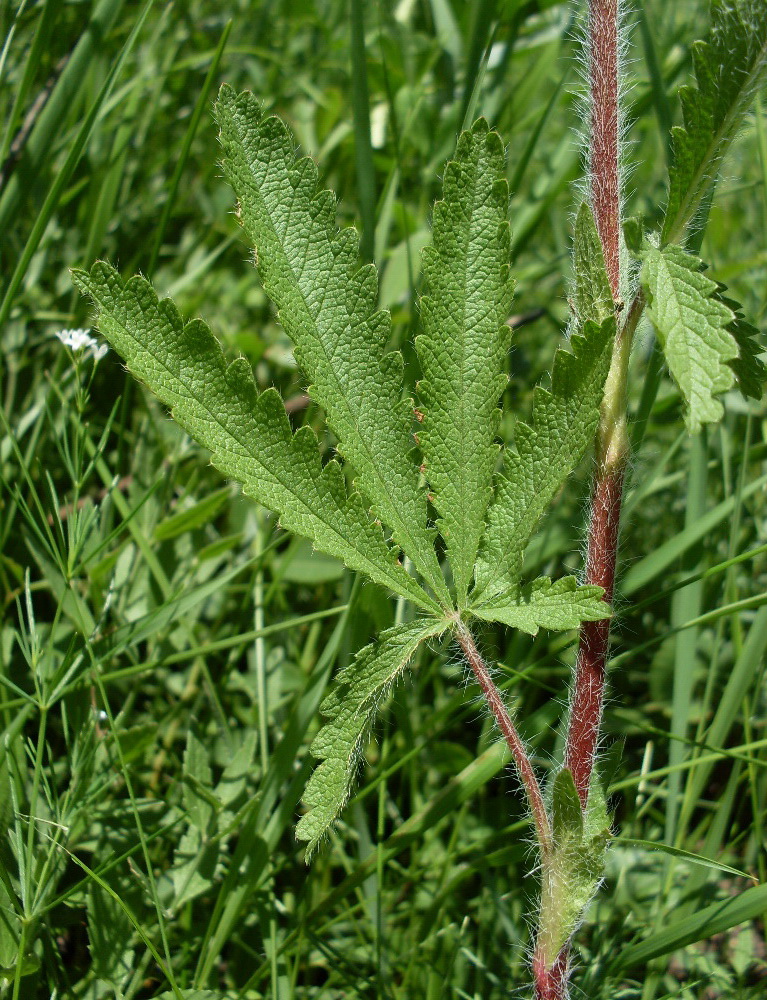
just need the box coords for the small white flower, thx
[54,328,108,361]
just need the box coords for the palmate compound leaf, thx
[415,118,514,605]
[71,263,439,614]
[296,617,448,858]
[662,0,767,244]
[470,576,609,637]
[640,243,738,432]
[471,317,614,603]
[214,86,451,608]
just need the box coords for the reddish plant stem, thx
[565,467,624,804]
[564,0,626,811]
[535,6,625,998]
[455,623,551,852]
[587,0,621,300]
[533,947,569,1000]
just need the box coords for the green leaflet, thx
[472,318,614,602]
[662,0,767,243]
[71,263,437,613]
[214,86,450,608]
[717,287,766,401]
[297,617,448,857]
[470,576,609,636]
[640,244,738,432]
[416,119,514,604]
[573,202,614,326]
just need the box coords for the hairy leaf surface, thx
[470,576,609,636]
[662,0,767,242]
[72,263,437,612]
[297,618,447,857]
[640,244,737,431]
[416,119,514,604]
[215,86,449,607]
[473,318,614,601]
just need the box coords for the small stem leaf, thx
[470,576,610,636]
[640,244,738,432]
[71,263,437,613]
[662,1,767,243]
[537,841,608,969]
[623,216,644,257]
[551,769,583,844]
[297,618,449,858]
[583,778,611,843]
[214,86,450,607]
[573,202,614,326]
[473,318,614,601]
[537,769,610,967]
[416,119,514,605]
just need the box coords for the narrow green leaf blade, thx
[473,318,614,601]
[615,882,767,970]
[214,86,450,607]
[615,838,756,882]
[71,263,436,613]
[663,0,767,242]
[640,243,738,431]
[416,119,514,604]
[297,617,448,857]
[470,576,609,636]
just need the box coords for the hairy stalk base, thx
[533,948,569,1000]
[455,623,551,851]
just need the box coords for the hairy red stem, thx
[455,623,551,852]
[533,948,569,1000]
[566,467,624,803]
[535,5,625,997]
[587,0,621,300]
[565,0,625,810]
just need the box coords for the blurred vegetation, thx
[1,1,766,998]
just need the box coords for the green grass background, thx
[1,1,766,997]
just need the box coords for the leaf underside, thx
[71,263,436,613]
[471,576,609,636]
[416,118,514,604]
[640,244,738,431]
[296,618,447,857]
[663,0,767,242]
[214,85,450,607]
[472,316,614,602]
